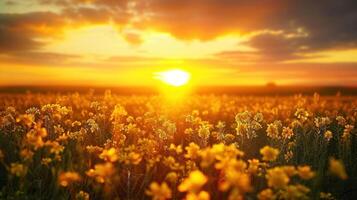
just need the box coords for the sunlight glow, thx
[154,69,191,87]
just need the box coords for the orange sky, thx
[0,0,357,86]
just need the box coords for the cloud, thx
[216,31,315,62]
[135,0,285,40]
[0,12,62,53]
[0,51,81,66]
[122,32,143,46]
[137,0,357,58]
[0,6,130,53]
[0,27,42,52]
[1,0,357,64]
[38,0,130,8]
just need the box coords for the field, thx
[0,91,356,200]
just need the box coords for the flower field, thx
[0,92,356,200]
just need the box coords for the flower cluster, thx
[0,92,355,199]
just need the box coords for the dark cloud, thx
[138,0,357,58]
[273,0,357,51]
[135,0,286,40]
[216,31,316,62]
[0,12,62,53]
[0,26,43,52]
[213,0,357,62]
[0,7,129,53]
[0,51,81,66]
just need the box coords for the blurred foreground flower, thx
[58,171,81,187]
[179,170,207,193]
[329,158,348,180]
[99,148,118,162]
[86,162,114,183]
[297,166,315,180]
[266,167,289,189]
[75,190,90,200]
[260,146,279,162]
[10,163,27,177]
[146,182,172,200]
[258,188,274,200]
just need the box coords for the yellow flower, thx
[20,149,34,160]
[336,116,346,126]
[324,131,333,141]
[260,146,279,162]
[125,152,142,165]
[41,158,52,165]
[266,167,289,189]
[284,151,294,162]
[199,148,216,168]
[99,148,118,162]
[320,192,335,200]
[58,171,81,187]
[145,182,172,200]
[16,114,34,127]
[75,190,90,200]
[163,156,181,171]
[258,188,274,200]
[25,126,47,149]
[266,123,280,139]
[219,170,252,193]
[297,166,315,180]
[282,166,297,177]
[111,104,127,121]
[45,141,64,161]
[185,143,200,160]
[86,162,114,183]
[178,170,207,193]
[10,163,27,177]
[210,143,244,163]
[282,127,294,140]
[329,158,348,180]
[248,159,260,174]
[198,124,210,140]
[186,191,210,200]
[71,121,82,127]
[165,172,178,184]
[342,125,354,141]
[86,145,103,154]
[169,144,183,154]
[279,184,310,200]
[295,108,309,122]
[48,141,64,154]
[184,128,194,136]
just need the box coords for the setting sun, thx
[154,69,191,87]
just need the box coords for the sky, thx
[0,0,357,86]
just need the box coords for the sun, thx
[154,69,191,87]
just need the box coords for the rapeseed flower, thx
[266,167,289,189]
[329,158,348,180]
[260,146,279,162]
[178,170,207,193]
[146,182,172,200]
[58,171,81,187]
